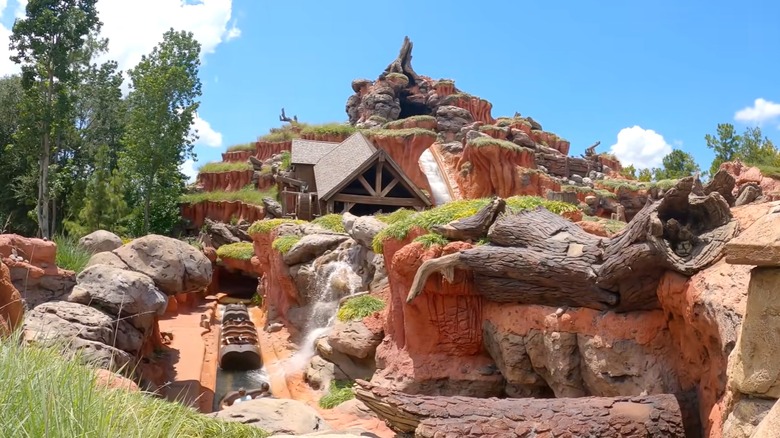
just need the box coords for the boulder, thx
[735,184,761,206]
[210,398,331,435]
[78,230,122,254]
[721,397,776,438]
[93,368,140,392]
[85,251,129,270]
[283,234,350,266]
[316,338,376,382]
[0,259,23,333]
[113,234,212,295]
[328,320,383,359]
[23,301,144,354]
[752,398,780,438]
[342,213,386,249]
[306,354,343,389]
[68,264,167,332]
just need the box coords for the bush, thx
[311,214,346,233]
[180,186,278,206]
[413,233,449,248]
[247,218,306,235]
[0,331,268,437]
[300,123,357,137]
[374,208,415,224]
[53,234,92,273]
[337,295,385,322]
[216,242,254,261]
[198,161,253,173]
[318,380,354,409]
[271,235,301,254]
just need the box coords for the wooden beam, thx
[343,202,355,213]
[331,193,424,207]
[375,161,384,194]
[357,175,377,196]
[380,178,400,197]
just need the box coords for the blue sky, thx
[2,1,778,178]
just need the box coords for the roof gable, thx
[290,139,340,165]
[314,133,377,198]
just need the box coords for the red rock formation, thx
[0,234,58,267]
[577,220,610,237]
[365,130,436,195]
[384,117,438,131]
[220,256,258,277]
[434,80,455,98]
[197,170,254,192]
[180,201,265,228]
[445,94,494,124]
[221,150,254,163]
[0,259,23,335]
[599,154,624,175]
[251,229,299,323]
[256,140,292,162]
[721,160,780,199]
[529,130,571,155]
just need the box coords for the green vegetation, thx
[216,242,254,261]
[754,164,780,180]
[0,331,268,437]
[311,214,347,233]
[372,196,578,253]
[318,380,355,409]
[280,150,292,171]
[582,215,627,234]
[337,295,386,322]
[198,161,253,173]
[259,122,307,142]
[561,185,595,194]
[706,123,780,175]
[365,127,437,138]
[375,208,416,224]
[467,136,526,151]
[413,233,449,248]
[226,143,256,152]
[300,123,357,137]
[385,72,409,84]
[382,115,436,129]
[53,234,93,273]
[248,218,306,235]
[180,186,278,206]
[436,79,454,86]
[271,235,301,254]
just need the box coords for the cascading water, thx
[285,260,363,372]
[419,148,453,206]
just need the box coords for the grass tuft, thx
[754,164,780,180]
[54,234,93,273]
[364,128,437,138]
[413,233,449,248]
[318,380,355,409]
[271,235,301,254]
[311,214,346,233]
[375,208,416,225]
[180,186,278,207]
[300,123,357,137]
[280,150,291,171]
[467,136,527,151]
[382,115,436,130]
[337,295,385,322]
[247,218,306,235]
[198,161,253,173]
[216,242,254,261]
[226,143,256,152]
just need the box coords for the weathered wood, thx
[262,197,282,219]
[431,197,506,241]
[382,36,420,85]
[354,380,686,437]
[703,169,736,206]
[331,193,424,207]
[406,253,466,303]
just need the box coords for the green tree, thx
[620,164,637,180]
[653,149,701,180]
[705,123,780,174]
[9,0,101,238]
[120,29,202,234]
[637,168,652,182]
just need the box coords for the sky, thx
[0,0,778,181]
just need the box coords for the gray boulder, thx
[210,398,331,435]
[282,234,350,266]
[328,320,383,359]
[79,230,123,254]
[342,213,386,249]
[85,251,128,270]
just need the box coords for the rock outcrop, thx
[78,230,122,254]
[197,169,254,192]
[211,398,331,435]
[0,258,23,334]
[180,200,265,229]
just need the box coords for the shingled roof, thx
[290,139,340,165]
[314,133,378,199]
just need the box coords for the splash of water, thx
[419,148,452,205]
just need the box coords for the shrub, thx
[198,161,253,173]
[311,214,346,233]
[300,123,357,137]
[413,233,449,248]
[247,218,306,235]
[226,143,256,152]
[375,208,416,225]
[216,242,254,261]
[364,128,437,138]
[467,136,525,151]
[318,380,355,409]
[53,234,92,273]
[271,235,301,254]
[337,295,385,322]
[180,186,278,206]
[382,115,436,130]
[280,150,291,171]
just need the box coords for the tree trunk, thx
[431,196,505,241]
[39,132,51,239]
[408,177,738,312]
[354,380,686,437]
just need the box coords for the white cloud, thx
[191,113,223,148]
[180,159,198,183]
[225,20,241,41]
[734,98,780,125]
[609,125,673,169]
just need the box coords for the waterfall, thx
[419,148,452,206]
[285,260,362,372]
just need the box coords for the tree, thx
[620,164,637,180]
[653,149,701,180]
[704,123,741,175]
[9,0,101,238]
[120,29,202,234]
[705,123,780,174]
[637,168,652,182]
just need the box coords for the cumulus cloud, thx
[734,98,780,125]
[191,113,223,148]
[180,159,198,183]
[609,126,673,169]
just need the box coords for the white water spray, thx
[419,148,452,206]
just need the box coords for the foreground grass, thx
[216,242,254,261]
[53,234,92,273]
[0,332,267,438]
[337,295,385,322]
[318,380,355,409]
[180,186,278,206]
[198,161,253,173]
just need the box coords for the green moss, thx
[365,128,437,138]
[436,79,454,86]
[216,242,254,261]
[226,143,256,152]
[654,179,678,190]
[337,295,386,322]
[180,186,278,206]
[505,196,579,215]
[413,233,449,248]
[382,115,436,129]
[248,218,306,235]
[300,123,357,137]
[318,380,355,409]
[375,208,416,224]
[198,161,253,173]
[385,72,409,84]
[467,136,526,151]
[311,214,346,233]
[271,235,301,254]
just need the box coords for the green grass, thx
[467,136,528,151]
[271,235,301,254]
[382,115,436,130]
[582,215,627,234]
[259,122,308,143]
[247,218,306,235]
[180,186,278,206]
[0,331,268,437]
[436,79,454,86]
[311,214,346,233]
[216,242,254,261]
[198,161,253,173]
[226,143,256,152]
[300,123,357,137]
[54,234,93,273]
[413,233,449,248]
[597,178,679,192]
[280,150,291,171]
[364,127,437,138]
[337,295,386,322]
[385,72,409,84]
[754,164,780,180]
[318,380,355,409]
[375,208,416,225]
[372,196,579,253]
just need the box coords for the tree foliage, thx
[653,149,701,180]
[705,123,780,175]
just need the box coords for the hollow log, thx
[382,36,420,84]
[703,169,736,206]
[354,380,686,437]
[408,177,738,312]
[430,197,505,241]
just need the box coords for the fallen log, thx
[408,177,739,311]
[354,380,686,437]
[430,196,505,241]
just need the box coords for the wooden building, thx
[279,133,432,219]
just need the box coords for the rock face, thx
[283,234,350,266]
[0,259,23,333]
[78,230,122,254]
[328,320,383,360]
[180,200,265,229]
[342,213,386,249]
[197,169,254,192]
[211,398,331,435]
